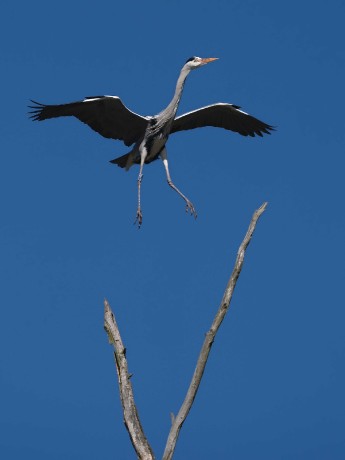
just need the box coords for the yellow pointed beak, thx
[201,57,219,64]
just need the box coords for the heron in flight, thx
[29,56,274,227]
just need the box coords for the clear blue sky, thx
[1,1,344,458]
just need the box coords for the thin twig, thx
[104,300,155,460]
[162,202,268,460]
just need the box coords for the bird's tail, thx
[110,148,139,171]
[110,152,130,169]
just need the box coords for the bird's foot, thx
[185,200,197,219]
[134,208,143,228]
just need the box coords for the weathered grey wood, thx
[104,202,267,459]
[104,300,155,460]
[162,202,268,460]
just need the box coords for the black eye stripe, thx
[185,56,197,63]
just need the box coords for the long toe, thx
[185,201,197,219]
[135,209,143,228]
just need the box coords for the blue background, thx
[1,1,344,458]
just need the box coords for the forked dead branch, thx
[104,202,268,459]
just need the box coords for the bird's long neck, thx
[159,67,190,119]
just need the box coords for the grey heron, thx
[29,56,274,227]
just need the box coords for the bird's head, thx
[184,56,218,70]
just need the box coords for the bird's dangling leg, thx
[160,148,197,219]
[135,146,148,228]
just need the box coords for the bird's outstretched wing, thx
[29,96,149,146]
[171,103,274,137]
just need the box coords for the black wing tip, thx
[243,125,275,137]
[253,123,276,137]
[29,99,45,106]
[29,114,40,121]
[232,105,276,137]
[264,125,276,135]
[28,100,47,121]
[267,124,276,131]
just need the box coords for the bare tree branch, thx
[104,300,155,460]
[162,202,268,460]
[104,202,267,459]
